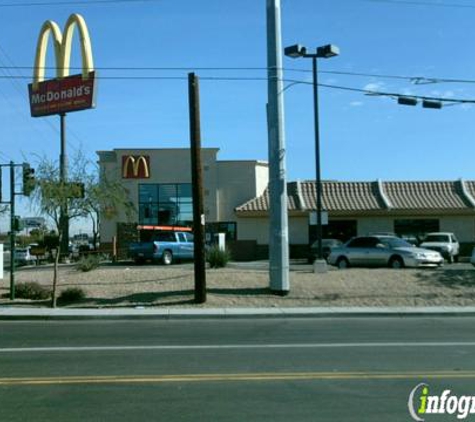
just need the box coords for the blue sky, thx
[0,0,474,231]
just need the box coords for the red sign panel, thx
[122,155,151,179]
[28,71,96,117]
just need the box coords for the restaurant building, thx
[98,148,475,259]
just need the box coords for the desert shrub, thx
[206,246,231,269]
[15,282,51,300]
[76,255,101,272]
[58,287,86,303]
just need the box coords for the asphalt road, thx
[1,317,475,421]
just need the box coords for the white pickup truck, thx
[420,232,460,263]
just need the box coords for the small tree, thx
[30,151,134,307]
[32,157,89,307]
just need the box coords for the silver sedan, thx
[328,236,444,269]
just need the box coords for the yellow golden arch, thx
[123,156,150,178]
[33,13,94,89]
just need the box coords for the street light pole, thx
[312,57,323,261]
[284,43,339,266]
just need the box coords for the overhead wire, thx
[0,73,472,104]
[2,65,475,85]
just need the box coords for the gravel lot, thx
[1,261,475,308]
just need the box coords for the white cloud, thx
[363,81,386,92]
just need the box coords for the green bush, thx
[58,287,86,303]
[76,255,101,272]
[15,282,51,300]
[206,246,231,269]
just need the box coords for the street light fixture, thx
[285,43,339,265]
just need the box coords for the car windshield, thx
[378,237,413,249]
[424,235,450,242]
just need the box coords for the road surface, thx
[1,317,475,421]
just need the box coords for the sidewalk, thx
[2,306,475,320]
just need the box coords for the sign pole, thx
[9,162,15,300]
[59,112,69,257]
[188,72,206,304]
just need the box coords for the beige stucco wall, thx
[236,217,269,244]
[237,215,307,245]
[289,217,309,244]
[216,161,269,222]
[440,216,475,242]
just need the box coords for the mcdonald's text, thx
[28,72,96,117]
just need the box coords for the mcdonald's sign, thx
[28,14,97,117]
[122,156,151,179]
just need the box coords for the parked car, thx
[308,239,343,263]
[419,232,460,263]
[128,231,194,265]
[471,247,475,267]
[328,235,444,269]
[14,247,35,266]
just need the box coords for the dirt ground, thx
[2,261,475,308]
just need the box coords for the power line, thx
[1,72,472,104]
[0,0,159,7]
[3,65,475,85]
[285,78,475,104]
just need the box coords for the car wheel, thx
[134,257,144,265]
[336,257,349,269]
[162,250,173,265]
[389,256,404,269]
[454,255,459,263]
[447,255,454,264]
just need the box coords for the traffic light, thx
[12,216,24,232]
[22,163,35,196]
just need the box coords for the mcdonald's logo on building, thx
[122,156,151,179]
[28,13,97,117]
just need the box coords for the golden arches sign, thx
[29,13,97,117]
[33,13,94,87]
[122,156,151,179]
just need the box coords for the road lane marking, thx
[3,371,475,386]
[2,341,475,353]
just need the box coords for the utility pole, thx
[59,112,69,257]
[188,72,207,304]
[266,0,289,295]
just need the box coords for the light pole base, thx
[313,259,328,274]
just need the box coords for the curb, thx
[2,307,475,320]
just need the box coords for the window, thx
[394,219,439,243]
[139,183,192,226]
[206,222,237,241]
[309,219,357,244]
[154,232,176,242]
